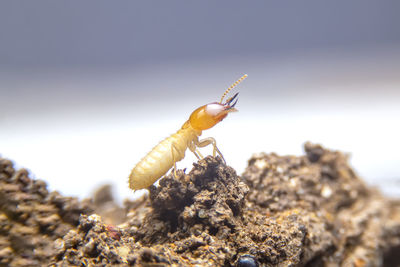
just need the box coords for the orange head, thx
[189,92,239,130]
[184,74,247,131]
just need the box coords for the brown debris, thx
[136,157,249,244]
[1,142,400,266]
[92,184,127,225]
[0,157,93,266]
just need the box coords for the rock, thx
[0,157,94,266]
[1,143,400,266]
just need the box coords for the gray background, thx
[1,1,400,68]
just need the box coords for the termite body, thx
[129,74,247,190]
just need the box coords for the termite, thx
[129,74,248,190]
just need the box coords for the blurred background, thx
[1,1,399,202]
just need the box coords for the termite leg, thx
[195,149,204,159]
[196,137,226,164]
[189,141,203,160]
[171,143,179,178]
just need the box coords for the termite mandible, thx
[129,74,248,190]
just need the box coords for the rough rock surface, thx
[0,158,93,266]
[1,143,400,266]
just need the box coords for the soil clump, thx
[1,143,400,266]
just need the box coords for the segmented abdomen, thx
[129,130,191,190]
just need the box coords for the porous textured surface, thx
[1,143,400,266]
[0,158,93,266]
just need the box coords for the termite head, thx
[189,92,239,130]
[188,74,247,131]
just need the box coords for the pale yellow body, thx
[129,123,201,190]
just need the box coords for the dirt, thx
[1,142,400,266]
[0,158,93,266]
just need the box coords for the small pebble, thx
[236,255,258,267]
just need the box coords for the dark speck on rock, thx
[236,254,259,267]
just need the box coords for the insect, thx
[129,74,248,190]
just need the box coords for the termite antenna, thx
[220,74,248,103]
